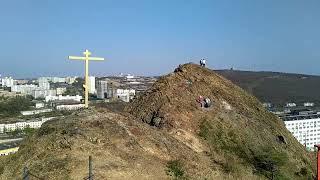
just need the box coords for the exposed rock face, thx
[0,63,315,179]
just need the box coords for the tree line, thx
[0,96,33,118]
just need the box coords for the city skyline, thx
[1,0,320,78]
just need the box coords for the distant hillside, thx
[216,70,320,107]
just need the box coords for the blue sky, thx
[0,0,319,78]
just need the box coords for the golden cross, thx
[68,49,105,108]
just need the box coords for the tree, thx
[23,125,36,135]
[0,96,33,118]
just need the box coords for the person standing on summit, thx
[202,59,206,67]
[200,59,206,67]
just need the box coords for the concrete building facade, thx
[0,117,55,133]
[35,102,45,109]
[283,114,320,151]
[286,103,297,107]
[116,89,135,102]
[33,89,56,99]
[97,80,108,99]
[304,102,315,107]
[56,104,85,111]
[89,76,96,94]
[45,95,82,102]
[1,77,14,87]
[20,109,53,116]
[11,84,38,95]
[38,77,50,90]
[56,87,67,95]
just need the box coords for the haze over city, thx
[1,0,320,78]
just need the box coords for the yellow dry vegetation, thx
[0,63,315,179]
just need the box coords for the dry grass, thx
[0,63,315,179]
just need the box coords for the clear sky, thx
[0,0,319,78]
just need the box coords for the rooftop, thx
[281,114,320,121]
[0,140,22,151]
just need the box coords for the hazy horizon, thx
[3,65,320,80]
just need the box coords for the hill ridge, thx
[127,63,315,179]
[0,63,315,179]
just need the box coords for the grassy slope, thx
[127,64,315,179]
[0,64,316,179]
[0,108,219,179]
[0,110,168,179]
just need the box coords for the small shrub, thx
[0,165,4,175]
[295,167,311,178]
[166,160,186,179]
[222,157,239,173]
[199,120,211,139]
[37,125,55,136]
[253,148,288,178]
[299,167,308,176]
[23,126,36,136]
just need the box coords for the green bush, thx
[63,77,84,96]
[37,125,56,136]
[299,167,308,176]
[23,126,36,136]
[294,167,313,179]
[0,96,33,117]
[253,147,288,179]
[166,160,186,180]
[7,128,23,136]
[0,165,3,175]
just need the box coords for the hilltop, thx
[216,69,320,107]
[127,63,315,179]
[0,63,315,179]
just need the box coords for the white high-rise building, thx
[52,77,66,83]
[56,87,67,95]
[45,95,82,102]
[97,80,108,99]
[283,114,320,151]
[126,74,134,79]
[89,76,96,94]
[38,77,50,90]
[286,103,296,107]
[11,84,38,95]
[33,89,56,99]
[116,89,135,102]
[304,102,315,107]
[1,77,14,87]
